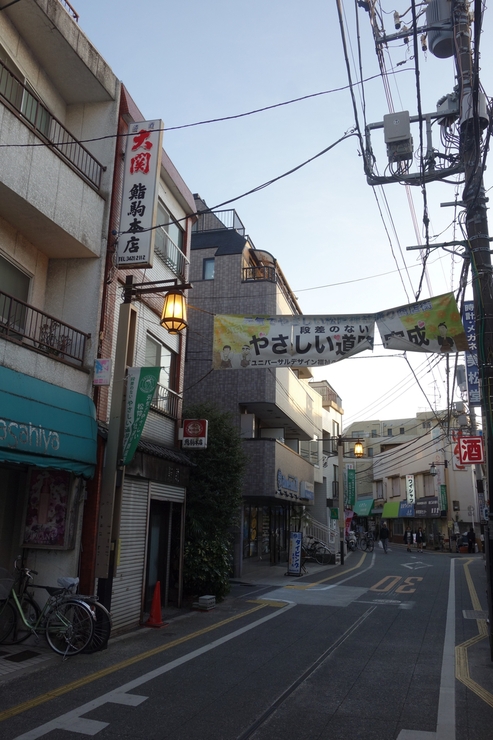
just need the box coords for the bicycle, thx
[303,537,333,564]
[0,563,95,658]
[357,532,374,552]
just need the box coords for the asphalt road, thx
[0,546,492,740]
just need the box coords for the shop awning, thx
[382,501,400,518]
[0,366,97,478]
[353,499,374,516]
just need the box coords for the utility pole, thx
[453,0,493,657]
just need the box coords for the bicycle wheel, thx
[45,600,94,656]
[81,601,112,653]
[359,537,368,551]
[366,538,375,553]
[314,545,328,564]
[0,600,16,643]
[2,594,40,644]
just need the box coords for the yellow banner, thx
[213,314,375,369]
[376,293,468,353]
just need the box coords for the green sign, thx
[330,507,339,520]
[122,367,161,464]
[346,468,356,507]
[440,484,448,512]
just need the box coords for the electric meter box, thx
[384,111,411,143]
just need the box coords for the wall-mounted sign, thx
[459,435,484,464]
[406,474,415,504]
[346,465,355,507]
[93,359,112,386]
[117,120,163,269]
[277,469,299,497]
[414,497,441,518]
[122,367,160,464]
[299,480,314,500]
[181,419,208,449]
[462,301,481,406]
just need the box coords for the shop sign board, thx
[462,301,481,406]
[287,531,303,576]
[406,474,416,504]
[414,497,441,518]
[458,435,484,464]
[181,419,208,449]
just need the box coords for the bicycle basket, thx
[0,568,14,600]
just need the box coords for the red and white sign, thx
[458,435,484,464]
[181,419,208,449]
[117,120,163,269]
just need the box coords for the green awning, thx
[353,499,374,516]
[0,366,97,478]
[382,501,400,518]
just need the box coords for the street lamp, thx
[334,436,365,564]
[122,275,192,333]
[429,460,448,476]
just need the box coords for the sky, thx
[75,0,492,428]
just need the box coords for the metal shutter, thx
[111,477,149,632]
[149,482,185,502]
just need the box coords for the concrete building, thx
[0,1,119,585]
[344,412,481,546]
[184,197,340,574]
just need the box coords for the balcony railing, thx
[150,384,182,419]
[242,265,300,315]
[154,229,189,283]
[0,59,103,189]
[59,0,79,21]
[192,208,246,235]
[0,291,89,367]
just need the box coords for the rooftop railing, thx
[242,265,300,315]
[154,229,189,283]
[59,0,79,21]
[192,208,246,235]
[0,59,103,189]
[0,291,89,367]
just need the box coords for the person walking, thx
[467,528,476,553]
[380,522,390,554]
[416,527,424,553]
[403,526,413,552]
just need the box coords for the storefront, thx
[352,498,375,533]
[381,498,444,545]
[0,366,97,578]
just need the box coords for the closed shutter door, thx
[111,477,149,632]
[149,482,185,503]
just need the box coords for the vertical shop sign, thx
[287,531,303,576]
[440,485,448,512]
[462,301,481,406]
[346,465,356,507]
[117,120,164,269]
[406,474,416,504]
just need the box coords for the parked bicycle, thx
[303,536,333,564]
[0,560,109,657]
[357,532,375,552]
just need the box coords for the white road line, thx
[13,602,296,740]
[397,558,456,740]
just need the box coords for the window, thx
[391,477,400,497]
[371,429,378,437]
[0,44,50,137]
[422,421,431,429]
[423,474,435,497]
[376,480,383,499]
[387,428,393,437]
[351,430,363,438]
[145,335,177,416]
[367,447,374,457]
[154,201,185,277]
[0,255,30,301]
[400,428,405,435]
[203,258,215,280]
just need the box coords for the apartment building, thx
[0,1,119,584]
[183,197,338,574]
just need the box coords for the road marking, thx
[455,559,493,709]
[9,601,297,739]
[0,602,271,723]
[397,558,456,740]
[286,551,368,589]
[402,562,433,570]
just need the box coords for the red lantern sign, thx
[458,436,484,464]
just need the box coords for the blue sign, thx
[287,531,303,576]
[462,301,481,406]
[399,502,415,517]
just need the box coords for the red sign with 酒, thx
[458,436,484,464]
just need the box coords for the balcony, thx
[0,291,89,368]
[150,384,182,420]
[0,59,103,189]
[192,208,245,235]
[154,229,189,283]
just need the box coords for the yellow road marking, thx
[455,559,493,708]
[285,552,367,589]
[247,599,289,607]
[0,602,270,722]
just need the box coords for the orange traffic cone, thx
[145,581,164,627]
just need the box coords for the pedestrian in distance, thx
[416,527,424,553]
[467,527,476,553]
[380,522,390,553]
[403,526,413,552]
